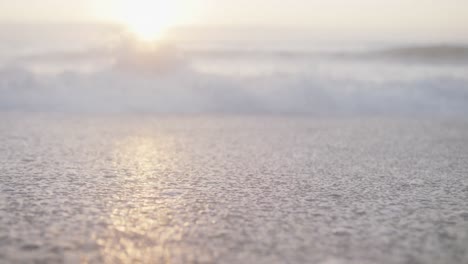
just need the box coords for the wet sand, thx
[1,114,467,263]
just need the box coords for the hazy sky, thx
[0,0,467,41]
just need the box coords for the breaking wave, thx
[1,36,467,115]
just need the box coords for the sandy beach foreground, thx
[1,114,467,263]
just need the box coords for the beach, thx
[1,113,467,263]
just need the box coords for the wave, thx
[0,40,467,115]
[364,45,468,64]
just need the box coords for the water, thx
[1,25,468,115]
[1,113,467,263]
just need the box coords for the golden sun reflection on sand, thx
[92,135,210,263]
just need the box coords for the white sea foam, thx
[0,25,467,115]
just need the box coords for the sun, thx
[113,0,177,41]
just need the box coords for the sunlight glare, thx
[115,0,177,41]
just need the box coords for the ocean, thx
[0,25,467,115]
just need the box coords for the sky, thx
[1,0,467,37]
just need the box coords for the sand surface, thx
[1,114,467,263]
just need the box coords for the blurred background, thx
[1,0,467,115]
